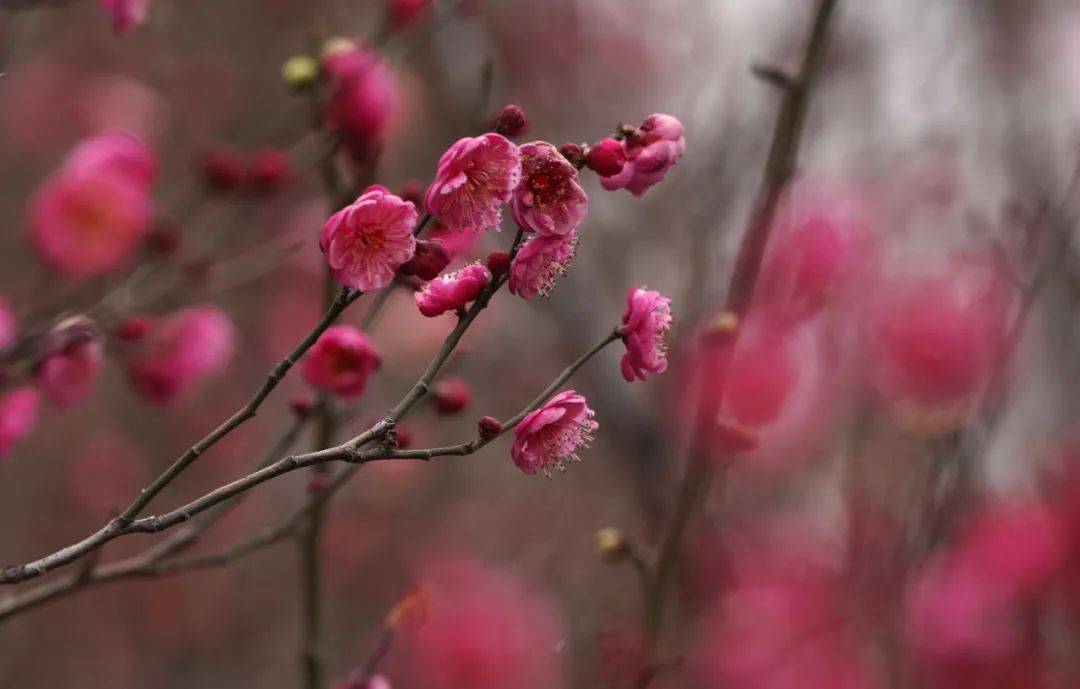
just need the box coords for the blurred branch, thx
[0,412,311,622]
[0,286,365,585]
[635,0,842,677]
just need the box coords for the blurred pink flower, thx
[388,560,563,689]
[99,0,150,34]
[511,141,588,236]
[38,338,104,407]
[510,390,597,476]
[599,114,685,197]
[0,388,39,460]
[300,325,382,397]
[508,232,577,300]
[321,185,418,292]
[327,47,399,166]
[425,133,521,231]
[871,256,1017,422]
[414,262,491,317]
[0,298,18,356]
[124,306,236,404]
[29,132,156,278]
[619,286,672,382]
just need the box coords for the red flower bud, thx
[388,0,431,29]
[558,142,584,166]
[478,415,502,440]
[585,138,627,177]
[486,250,511,278]
[399,239,452,281]
[490,104,528,138]
[116,316,152,342]
[394,423,413,449]
[431,376,471,415]
[289,394,315,418]
[201,146,246,192]
[247,149,291,194]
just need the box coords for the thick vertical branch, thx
[638,0,841,671]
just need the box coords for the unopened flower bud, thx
[289,394,314,418]
[558,142,584,167]
[477,415,502,440]
[116,316,152,342]
[585,138,627,177]
[394,423,414,449]
[282,55,319,91]
[486,250,511,278]
[398,239,451,281]
[490,104,528,138]
[247,149,291,194]
[201,147,246,192]
[595,527,627,564]
[431,376,471,415]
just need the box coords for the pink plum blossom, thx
[387,560,563,689]
[618,286,672,382]
[508,232,577,300]
[510,141,588,236]
[424,133,521,231]
[598,114,685,197]
[300,325,382,397]
[321,185,418,292]
[37,337,104,408]
[510,389,597,476]
[326,47,399,166]
[29,132,156,278]
[0,388,40,460]
[414,262,491,317]
[98,0,150,34]
[123,306,236,404]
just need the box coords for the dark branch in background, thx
[0,287,364,585]
[634,0,842,680]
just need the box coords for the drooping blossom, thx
[321,185,418,292]
[414,262,491,317]
[508,232,577,300]
[0,388,40,460]
[598,114,686,197]
[425,133,521,231]
[123,306,236,404]
[386,560,563,689]
[618,286,672,382]
[0,298,18,355]
[325,45,399,166]
[300,325,382,397]
[511,141,588,236]
[37,317,104,407]
[431,376,472,414]
[98,0,150,34]
[510,390,597,476]
[29,131,156,278]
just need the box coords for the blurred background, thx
[3,1,1080,688]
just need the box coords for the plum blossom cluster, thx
[311,106,680,476]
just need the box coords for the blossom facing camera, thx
[511,390,597,476]
[619,286,672,382]
[30,132,156,278]
[123,306,236,404]
[98,0,150,34]
[0,388,40,460]
[508,232,577,300]
[301,325,382,397]
[414,262,491,317]
[425,133,521,231]
[599,114,685,197]
[321,185,418,292]
[511,141,589,236]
